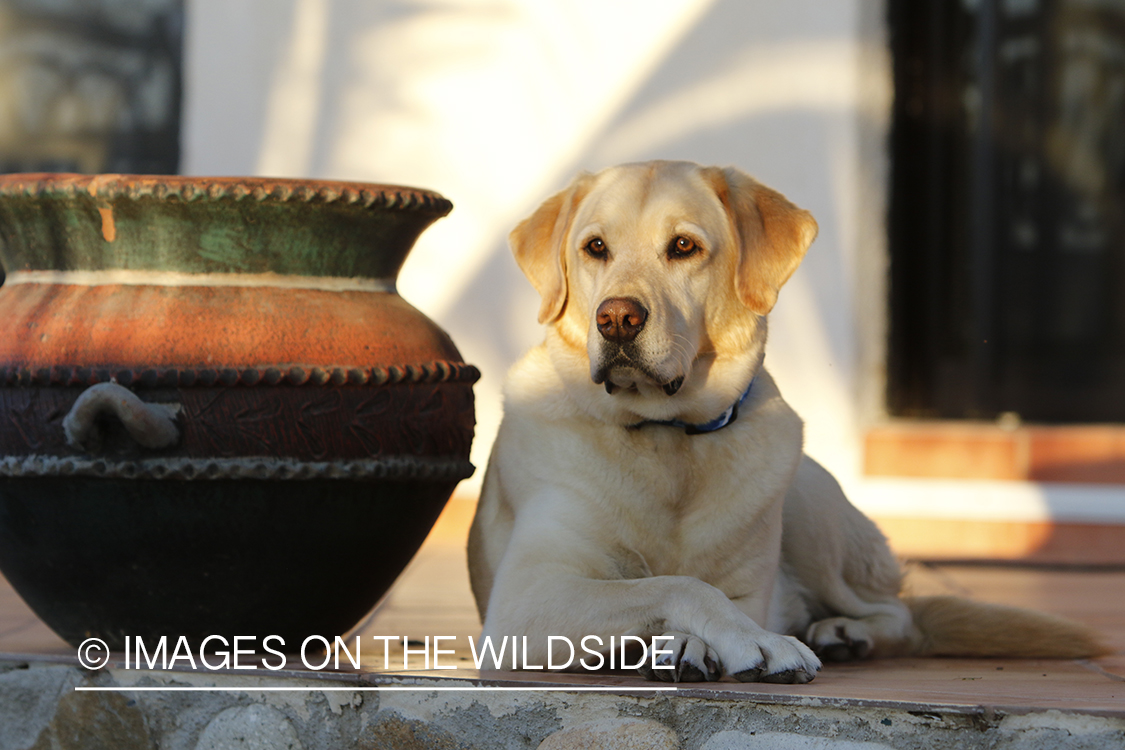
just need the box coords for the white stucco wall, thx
[183,0,891,499]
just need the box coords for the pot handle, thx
[63,382,180,452]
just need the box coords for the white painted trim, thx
[853,478,1125,524]
[4,270,396,293]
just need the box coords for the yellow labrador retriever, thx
[468,160,1105,683]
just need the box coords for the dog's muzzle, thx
[597,367,684,396]
[592,298,685,396]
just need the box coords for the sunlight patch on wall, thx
[591,40,885,163]
[255,0,329,177]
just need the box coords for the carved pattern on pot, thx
[0,173,454,213]
[0,361,481,388]
[0,454,475,482]
[0,382,476,464]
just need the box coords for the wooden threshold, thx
[865,422,1125,483]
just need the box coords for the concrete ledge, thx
[2,659,1123,750]
[853,477,1125,562]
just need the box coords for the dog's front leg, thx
[483,562,821,683]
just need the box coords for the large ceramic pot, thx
[0,173,477,650]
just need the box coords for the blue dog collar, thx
[633,376,755,435]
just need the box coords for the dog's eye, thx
[668,236,698,259]
[584,237,608,259]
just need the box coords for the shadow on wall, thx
[184,0,302,178]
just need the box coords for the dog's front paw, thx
[638,632,720,682]
[805,616,874,662]
[729,632,821,684]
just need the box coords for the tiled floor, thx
[3,497,1124,714]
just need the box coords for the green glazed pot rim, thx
[0,173,452,279]
[0,173,453,215]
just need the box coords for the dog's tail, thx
[904,596,1110,659]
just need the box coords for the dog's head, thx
[511,161,817,424]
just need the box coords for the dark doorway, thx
[0,0,184,176]
[888,0,1125,423]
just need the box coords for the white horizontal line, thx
[75,686,677,693]
[5,270,397,293]
[854,478,1125,524]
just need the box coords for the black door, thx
[888,0,1125,422]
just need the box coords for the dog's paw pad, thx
[678,662,706,682]
[820,643,853,663]
[849,638,871,660]
[732,665,765,682]
[639,632,720,683]
[702,652,720,680]
[806,618,874,662]
[761,667,816,684]
[736,633,820,683]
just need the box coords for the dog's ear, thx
[705,166,818,315]
[510,173,592,324]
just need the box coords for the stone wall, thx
[2,661,1122,750]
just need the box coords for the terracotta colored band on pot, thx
[0,284,463,370]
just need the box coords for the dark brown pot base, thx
[0,475,455,650]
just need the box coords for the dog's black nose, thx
[596,298,648,343]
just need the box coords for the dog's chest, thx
[595,426,770,579]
